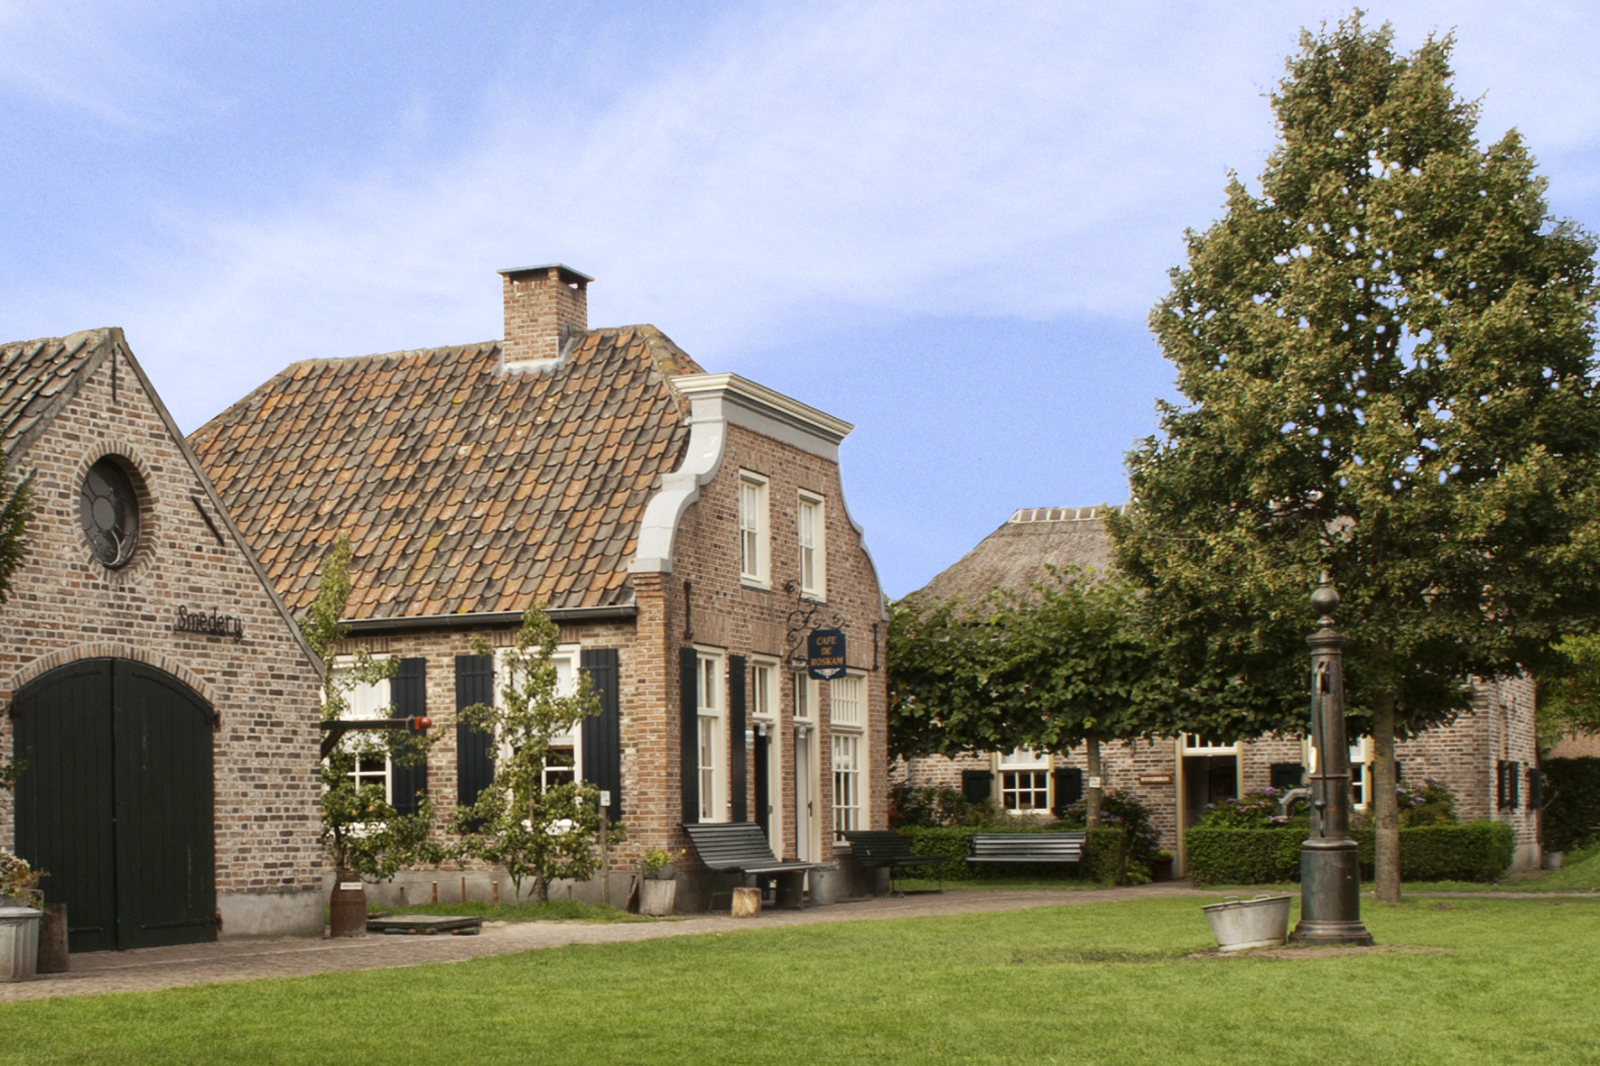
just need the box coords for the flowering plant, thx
[1197,788,1310,830]
[0,849,42,907]
[642,847,685,878]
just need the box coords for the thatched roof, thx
[914,505,1126,605]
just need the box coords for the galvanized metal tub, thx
[0,902,41,981]
[1202,895,1292,952]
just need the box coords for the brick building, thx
[896,507,1542,874]
[190,265,888,909]
[0,329,327,950]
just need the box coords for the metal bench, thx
[682,823,821,911]
[966,832,1086,874]
[843,830,946,895]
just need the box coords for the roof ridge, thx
[1007,505,1128,524]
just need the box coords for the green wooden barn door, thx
[12,660,118,954]
[10,659,216,952]
[112,661,217,949]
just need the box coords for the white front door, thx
[794,725,816,862]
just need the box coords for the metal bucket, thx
[1203,895,1292,952]
[0,903,41,982]
[1543,851,1565,871]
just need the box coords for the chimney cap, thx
[497,263,594,285]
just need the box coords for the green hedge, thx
[1184,820,1516,885]
[1543,757,1600,852]
[896,825,1128,884]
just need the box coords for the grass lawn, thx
[4,894,1598,1065]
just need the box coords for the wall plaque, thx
[172,605,245,642]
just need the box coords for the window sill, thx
[740,577,772,591]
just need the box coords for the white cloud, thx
[13,0,1600,428]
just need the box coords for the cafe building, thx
[0,329,327,950]
[189,265,890,909]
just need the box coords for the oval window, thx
[80,458,141,567]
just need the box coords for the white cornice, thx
[670,373,852,454]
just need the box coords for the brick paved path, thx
[0,884,1212,1003]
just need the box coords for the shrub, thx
[1395,777,1458,827]
[889,783,998,828]
[1059,789,1161,880]
[895,824,1128,884]
[1195,788,1308,830]
[1184,820,1515,885]
[1543,757,1600,852]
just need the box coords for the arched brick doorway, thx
[10,658,217,952]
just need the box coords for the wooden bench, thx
[843,830,946,895]
[682,823,821,911]
[965,832,1086,874]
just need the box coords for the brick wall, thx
[0,343,325,932]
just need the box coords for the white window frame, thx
[739,472,770,588]
[830,671,866,839]
[697,650,728,822]
[792,670,814,721]
[1349,736,1373,810]
[798,492,826,600]
[1182,733,1238,755]
[494,644,585,781]
[329,654,396,808]
[997,748,1051,813]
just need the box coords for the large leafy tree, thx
[888,568,1166,826]
[1537,634,1600,752]
[1110,16,1600,901]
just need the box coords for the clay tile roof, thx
[0,330,114,454]
[914,505,1129,606]
[189,327,702,619]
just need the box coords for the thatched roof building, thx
[915,505,1126,604]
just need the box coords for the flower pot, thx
[330,872,368,937]
[1150,857,1174,882]
[1202,895,1292,952]
[0,901,41,982]
[639,878,677,917]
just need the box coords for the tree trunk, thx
[1372,690,1402,903]
[1085,734,1104,828]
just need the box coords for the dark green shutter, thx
[1528,767,1543,812]
[681,647,699,823]
[1269,763,1304,790]
[754,725,771,837]
[961,769,992,803]
[455,655,496,812]
[728,656,747,823]
[1050,767,1082,815]
[389,658,427,816]
[581,648,622,823]
[1507,761,1521,809]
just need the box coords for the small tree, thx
[1538,634,1600,753]
[0,453,36,902]
[451,608,623,903]
[301,537,441,881]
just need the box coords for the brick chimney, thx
[497,264,592,369]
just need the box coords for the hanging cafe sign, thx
[807,628,847,681]
[171,605,245,642]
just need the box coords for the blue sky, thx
[5,2,1600,596]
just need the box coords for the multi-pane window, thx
[830,674,862,727]
[798,493,825,598]
[998,749,1050,812]
[1349,739,1371,808]
[334,665,393,801]
[793,671,813,721]
[832,732,861,836]
[698,653,725,822]
[542,747,576,791]
[497,648,584,785]
[739,474,768,585]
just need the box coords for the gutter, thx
[340,605,637,634]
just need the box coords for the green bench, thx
[966,832,1086,874]
[843,830,946,895]
[682,823,821,910]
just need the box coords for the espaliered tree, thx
[888,568,1166,827]
[451,608,624,903]
[302,537,442,881]
[1109,16,1600,901]
[0,450,35,902]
